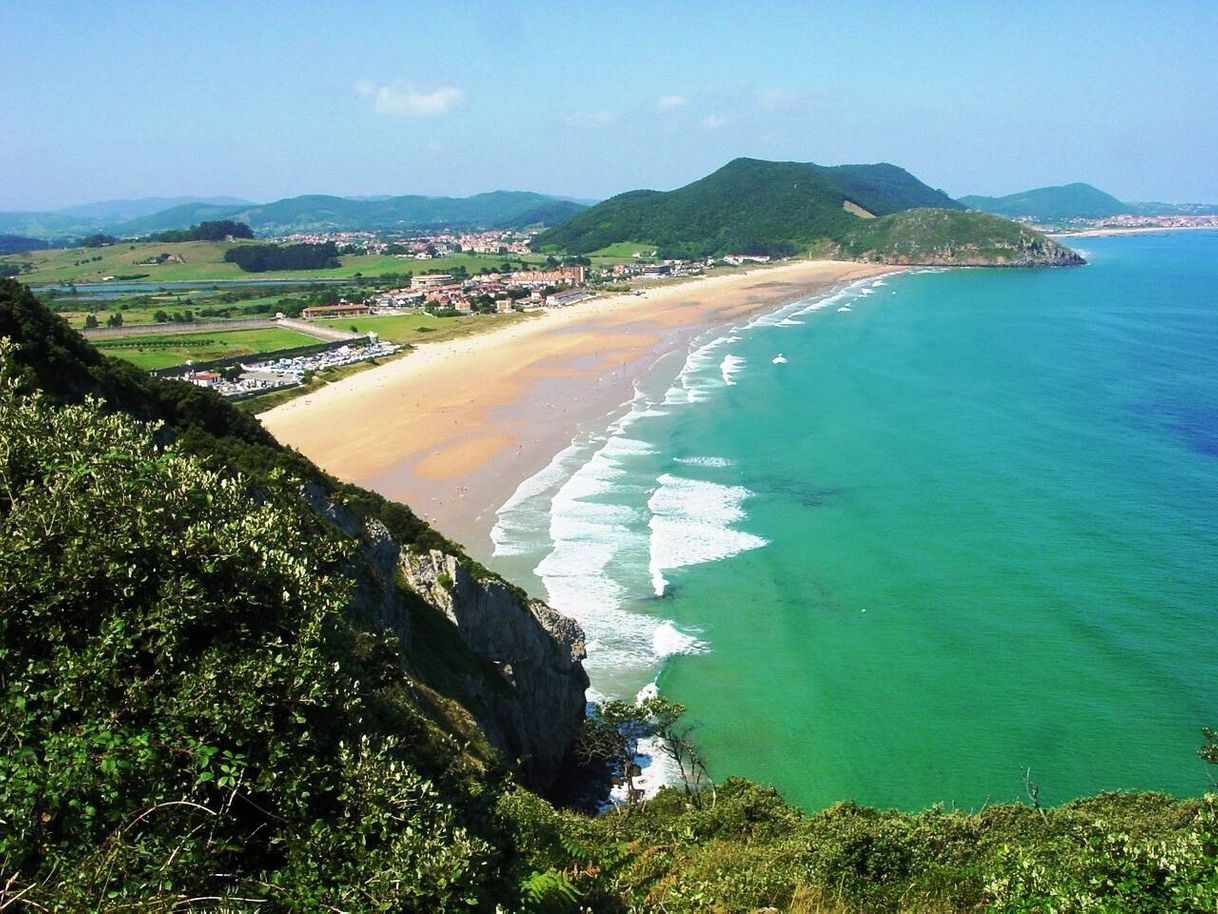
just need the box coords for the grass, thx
[7,241,243,283]
[315,309,539,344]
[301,251,546,279]
[96,326,318,371]
[588,241,657,259]
[4,241,548,284]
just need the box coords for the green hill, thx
[532,157,964,258]
[0,233,52,255]
[836,208,1086,266]
[117,191,586,237]
[959,182,1128,221]
[0,192,587,242]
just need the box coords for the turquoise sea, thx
[488,231,1218,811]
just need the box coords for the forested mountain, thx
[0,234,51,255]
[0,191,588,243]
[959,182,1128,221]
[52,196,254,222]
[531,157,965,258]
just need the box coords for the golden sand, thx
[260,259,897,554]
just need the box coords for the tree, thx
[1200,728,1218,769]
[83,313,99,329]
[576,696,712,808]
[0,340,494,908]
[105,311,123,328]
[153,309,169,323]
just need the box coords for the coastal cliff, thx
[401,550,589,788]
[0,274,590,796]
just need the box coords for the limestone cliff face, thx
[301,483,410,647]
[300,487,588,790]
[400,550,589,790]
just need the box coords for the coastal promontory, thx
[533,157,1085,267]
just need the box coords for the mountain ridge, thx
[0,191,588,243]
[959,182,1128,220]
[533,157,965,258]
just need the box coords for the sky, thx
[3,0,1217,211]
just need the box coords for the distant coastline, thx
[1051,224,1218,239]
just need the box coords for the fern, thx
[520,869,580,913]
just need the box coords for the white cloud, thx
[756,86,809,111]
[564,110,618,129]
[355,80,464,117]
[701,114,729,130]
[656,94,687,112]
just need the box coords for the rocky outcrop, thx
[401,549,589,790]
[852,233,1086,267]
[836,208,1087,267]
[301,482,410,647]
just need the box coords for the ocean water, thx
[490,232,1218,810]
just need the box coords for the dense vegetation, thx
[116,192,585,238]
[224,241,341,272]
[959,183,1128,221]
[834,208,1086,266]
[532,158,964,258]
[147,219,254,243]
[1,278,1213,910]
[0,233,51,255]
[0,193,587,243]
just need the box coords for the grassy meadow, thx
[3,240,548,284]
[95,326,318,371]
[315,309,540,344]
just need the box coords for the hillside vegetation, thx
[0,192,588,243]
[835,209,1086,266]
[959,182,1128,221]
[533,158,964,258]
[1,240,543,284]
[1,278,1212,911]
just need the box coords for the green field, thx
[588,241,657,259]
[3,240,547,284]
[95,326,318,371]
[316,309,538,344]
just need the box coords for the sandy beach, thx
[1052,225,1218,239]
[260,259,897,557]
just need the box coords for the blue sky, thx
[3,1,1216,210]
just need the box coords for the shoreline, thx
[259,259,899,558]
[1051,224,1218,239]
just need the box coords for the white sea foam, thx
[652,620,709,659]
[648,474,768,596]
[719,353,745,386]
[492,437,597,557]
[674,456,733,468]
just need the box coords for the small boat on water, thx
[772,353,787,364]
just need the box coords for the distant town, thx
[145,227,775,398]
